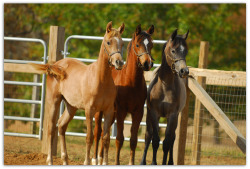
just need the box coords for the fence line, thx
[4,32,246,165]
[4,37,47,140]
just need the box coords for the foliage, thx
[4,4,246,70]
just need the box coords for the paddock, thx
[4,26,246,165]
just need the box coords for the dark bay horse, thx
[31,21,125,165]
[140,29,189,165]
[92,24,155,165]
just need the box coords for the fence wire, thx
[185,76,246,165]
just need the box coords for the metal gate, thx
[4,35,168,144]
[4,37,47,140]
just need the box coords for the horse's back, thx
[55,58,87,72]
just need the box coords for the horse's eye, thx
[136,44,139,48]
[107,41,110,45]
[171,50,175,54]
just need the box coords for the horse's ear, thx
[147,25,154,35]
[170,29,178,41]
[118,23,125,35]
[136,24,142,36]
[182,29,189,40]
[106,21,113,33]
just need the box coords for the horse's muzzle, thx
[142,61,153,71]
[179,67,189,78]
[115,60,124,70]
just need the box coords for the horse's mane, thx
[155,41,168,76]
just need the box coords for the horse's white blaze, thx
[144,38,149,51]
[180,45,185,52]
[144,38,151,64]
[114,37,120,48]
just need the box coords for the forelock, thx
[106,28,121,38]
[137,31,152,43]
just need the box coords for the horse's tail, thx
[29,63,66,80]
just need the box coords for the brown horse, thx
[92,24,154,165]
[31,21,125,165]
[140,29,189,165]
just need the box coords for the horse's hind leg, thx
[45,82,62,165]
[57,101,77,165]
[129,110,143,165]
[162,113,178,165]
[115,110,126,165]
[140,109,153,165]
[92,111,103,165]
[97,130,104,165]
[102,108,115,165]
[84,108,95,165]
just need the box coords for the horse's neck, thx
[125,50,144,85]
[159,61,175,84]
[96,44,113,84]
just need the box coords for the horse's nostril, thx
[144,61,149,70]
[116,60,119,64]
[120,60,124,66]
[180,69,184,74]
[151,62,154,68]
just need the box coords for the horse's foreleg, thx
[84,108,94,165]
[129,111,143,165]
[168,134,176,165]
[58,102,77,165]
[102,110,115,165]
[162,113,178,165]
[115,111,126,165]
[150,110,160,165]
[140,110,153,165]
[46,95,62,165]
[92,111,103,165]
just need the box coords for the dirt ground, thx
[4,135,245,165]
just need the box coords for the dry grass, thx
[4,135,245,165]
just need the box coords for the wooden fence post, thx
[173,77,190,165]
[41,26,65,155]
[191,41,209,165]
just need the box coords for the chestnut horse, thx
[31,21,125,165]
[140,29,189,165]
[93,24,154,165]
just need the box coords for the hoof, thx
[129,162,134,165]
[46,158,52,165]
[62,161,68,165]
[151,161,157,165]
[168,161,174,165]
[84,159,90,165]
[98,156,103,165]
[140,161,146,165]
[92,158,97,165]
